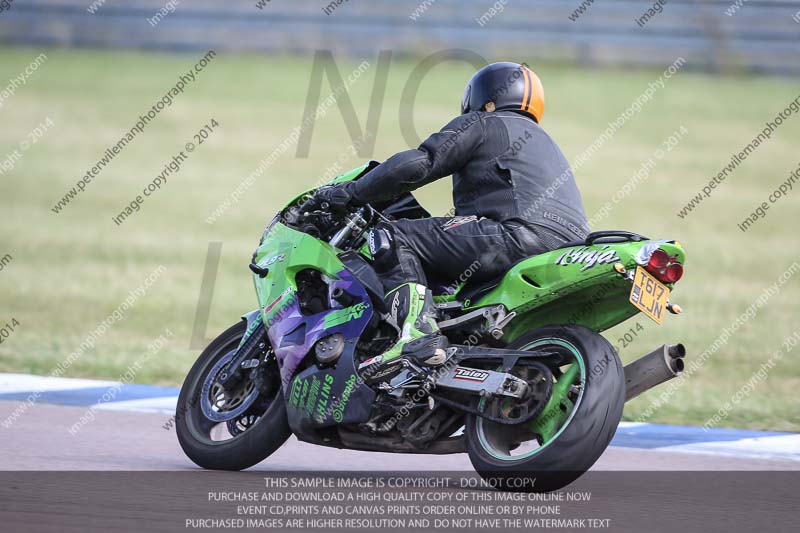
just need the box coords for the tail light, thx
[644,248,684,284]
[664,263,683,283]
[648,249,669,270]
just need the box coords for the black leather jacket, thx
[352,110,589,241]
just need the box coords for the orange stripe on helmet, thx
[522,66,545,122]
[520,67,530,113]
[526,68,536,112]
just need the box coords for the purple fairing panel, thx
[267,269,373,392]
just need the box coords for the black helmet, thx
[461,62,545,122]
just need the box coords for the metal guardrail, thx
[1,0,799,74]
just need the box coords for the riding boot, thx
[359,283,449,371]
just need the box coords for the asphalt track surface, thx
[2,401,798,533]
[3,401,799,471]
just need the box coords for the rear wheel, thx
[176,321,291,470]
[465,324,624,492]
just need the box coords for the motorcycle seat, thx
[451,230,647,304]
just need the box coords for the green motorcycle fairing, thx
[247,163,686,444]
[251,221,378,438]
[464,240,685,343]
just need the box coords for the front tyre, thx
[465,324,624,492]
[176,321,291,471]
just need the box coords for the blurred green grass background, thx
[0,47,798,431]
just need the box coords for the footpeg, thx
[402,335,449,366]
[423,349,447,366]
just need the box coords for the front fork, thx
[218,310,268,388]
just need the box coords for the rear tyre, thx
[465,324,624,492]
[176,321,291,471]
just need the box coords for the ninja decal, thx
[555,245,620,271]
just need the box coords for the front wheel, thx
[465,324,624,492]
[176,321,291,470]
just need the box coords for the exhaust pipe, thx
[624,344,686,402]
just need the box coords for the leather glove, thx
[313,182,361,212]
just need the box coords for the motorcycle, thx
[176,161,688,492]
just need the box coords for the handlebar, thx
[297,194,327,217]
[328,207,368,248]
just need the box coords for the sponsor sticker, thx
[453,367,490,382]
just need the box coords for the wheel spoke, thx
[187,330,281,445]
[476,338,587,462]
[529,362,579,443]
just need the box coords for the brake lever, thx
[370,204,391,223]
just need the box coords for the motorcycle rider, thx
[313,62,589,369]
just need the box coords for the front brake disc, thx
[201,351,260,423]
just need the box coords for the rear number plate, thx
[629,266,670,324]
